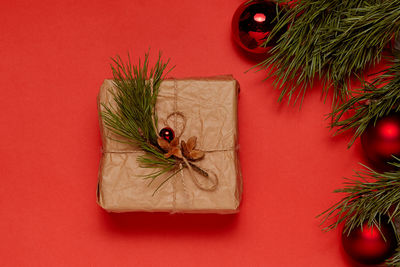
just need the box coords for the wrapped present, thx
[97,75,242,214]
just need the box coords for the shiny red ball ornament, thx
[361,113,400,167]
[159,127,175,143]
[232,0,286,54]
[342,220,397,265]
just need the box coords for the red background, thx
[0,0,370,266]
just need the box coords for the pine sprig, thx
[256,0,400,106]
[330,54,400,147]
[319,158,400,235]
[101,52,176,181]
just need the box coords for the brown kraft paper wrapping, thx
[97,75,242,214]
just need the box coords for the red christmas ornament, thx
[159,127,175,143]
[361,113,400,167]
[232,0,286,54]
[342,219,397,265]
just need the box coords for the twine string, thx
[168,79,219,192]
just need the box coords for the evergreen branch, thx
[330,54,400,147]
[100,52,177,181]
[319,158,400,235]
[255,0,400,106]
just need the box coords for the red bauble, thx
[159,127,175,143]
[232,0,286,54]
[342,220,397,265]
[361,113,400,167]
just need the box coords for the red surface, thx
[0,0,371,266]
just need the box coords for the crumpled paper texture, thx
[97,75,242,214]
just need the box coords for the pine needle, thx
[319,158,400,236]
[100,52,177,181]
[387,248,400,266]
[256,0,400,107]
[329,53,400,147]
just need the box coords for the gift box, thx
[97,75,242,214]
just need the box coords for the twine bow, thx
[157,111,219,192]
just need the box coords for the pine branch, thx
[256,0,400,106]
[330,54,400,147]
[100,52,177,180]
[319,158,400,235]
